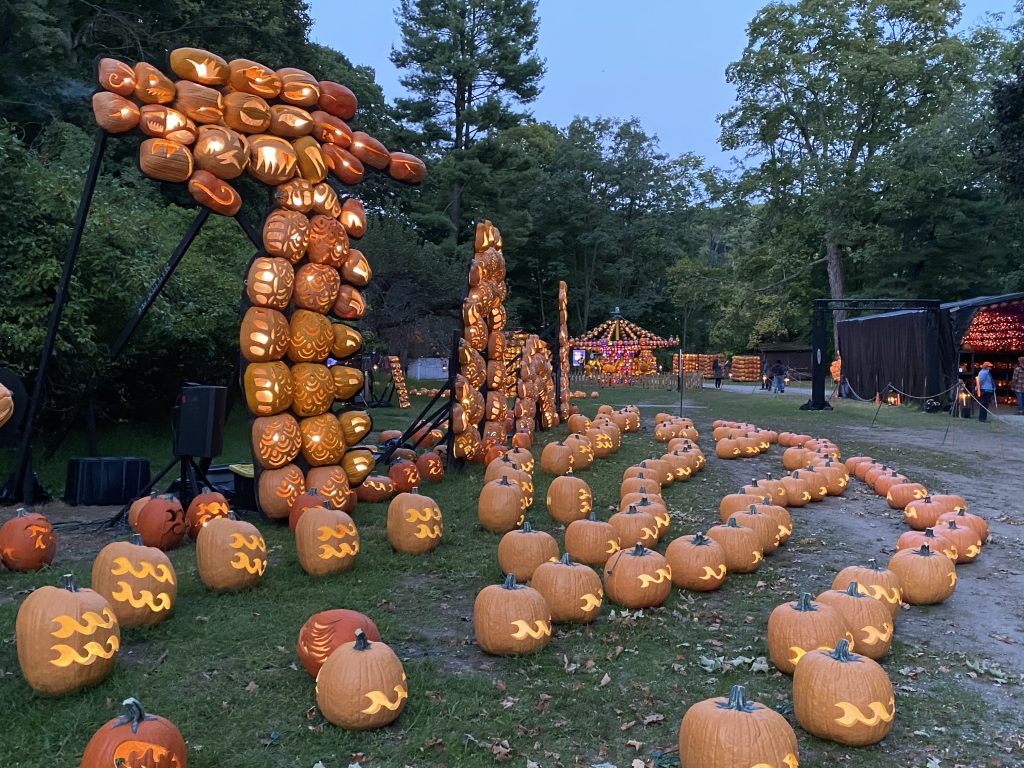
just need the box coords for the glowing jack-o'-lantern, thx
[312,110,353,147]
[416,451,445,484]
[275,177,315,212]
[170,46,228,85]
[288,309,334,363]
[665,532,727,592]
[350,131,390,170]
[240,306,289,362]
[133,61,176,104]
[81,697,187,768]
[318,80,358,119]
[338,410,373,446]
[342,448,375,486]
[387,459,421,494]
[331,365,364,400]
[497,522,558,582]
[131,494,186,551]
[603,542,672,609]
[387,489,442,554]
[308,215,349,267]
[564,511,619,567]
[185,490,230,538]
[188,170,242,216]
[477,476,525,534]
[174,80,223,124]
[294,263,341,313]
[139,105,197,144]
[0,508,56,571]
[290,363,335,417]
[293,136,328,183]
[97,57,136,96]
[312,181,342,217]
[247,134,297,185]
[16,573,120,695]
[816,582,893,660]
[139,138,193,183]
[297,609,380,678]
[474,220,502,251]
[316,630,408,729]
[389,152,426,184]
[793,639,894,746]
[706,518,762,574]
[306,466,354,510]
[258,464,305,519]
[340,198,367,238]
[228,57,282,97]
[474,573,551,656]
[356,474,395,503]
[277,67,320,106]
[269,104,314,138]
[300,413,346,466]
[193,124,248,179]
[531,553,603,624]
[323,144,365,184]
[91,534,177,626]
[887,544,956,605]
[244,361,293,416]
[546,473,592,524]
[246,256,294,309]
[832,559,903,621]
[263,208,310,262]
[296,506,360,577]
[196,517,266,591]
[92,92,140,134]
[331,323,363,360]
[223,91,272,134]
[767,593,852,675]
[340,249,371,288]
[679,685,799,768]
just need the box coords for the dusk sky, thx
[309,1,1020,169]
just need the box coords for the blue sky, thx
[309,0,1019,169]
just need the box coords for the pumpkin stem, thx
[501,572,521,590]
[630,542,646,556]
[748,504,758,513]
[946,520,958,530]
[627,505,638,514]
[62,573,77,592]
[916,544,934,556]
[411,487,419,495]
[309,487,318,495]
[794,592,817,612]
[521,521,534,533]
[353,628,371,651]
[845,581,863,597]
[692,532,710,545]
[828,638,858,662]
[559,552,573,566]
[115,697,153,734]
[866,558,879,570]
[15,507,29,518]
[923,528,937,538]
[718,684,757,712]
[586,509,598,522]
[726,518,740,528]
[131,534,143,546]
[499,475,512,486]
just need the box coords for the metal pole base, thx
[799,399,833,411]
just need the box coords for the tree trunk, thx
[450,181,462,242]
[825,238,847,351]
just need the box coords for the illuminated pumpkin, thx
[0,509,56,571]
[779,473,811,507]
[886,481,928,510]
[300,413,346,466]
[665,532,727,592]
[816,582,893,660]
[91,534,177,626]
[296,506,360,576]
[474,574,551,655]
[342,249,372,286]
[246,256,294,310]
[497,522,558,582]
[767,593,852,675]
[288,310,334,362]
[316,630,407,729]
[793,639,894,746]
[139,138,193,183]
[296,609,380,678]
[318,80,358,119]
[531,553,602,624]
[340,197,366,238]
[170,46,227,85]
[887,544,956,604]
[728,506,779,554]
[173,80,223,124]
[97,57,136,96]
[679,685,799,768]
[603,542,672,609]
[564,511,619,567]
[387,460,420,494]
[91,91,140,134]
[16,573,120,695]
[545,473,591,525]
[275,177,314,212]
[227,57,281,97]
[936,508,988,542]
[355,474,395,503]
[306,466,353,511]
[264,208,311,262]
[269,104,314,138]
[307,214,349,267]
[705,518,762,574]
[131,494,185,551]
[609,506,659,549]
[188,170,241,216]
[258,464,305,519]
[247,134,297,184]
[240,306,290,362]
[323,144,365,184]
[294,263,341,314]
[249,415,302,473]
[223,91,271,134]
[312,181,342,217]
[293,135,328,182]
[331,322,363,360]
[312,110,353,147]
[81,697,186,768]
[350,131,389,170]
[896,527,957,562]
[244,361,293,415]
[415,451,444,484]
[478,476,525,533]
[338,410,373,446]
[832,559,903,621]
[290,363,335,417]
[539,441,573,476]
[193,124,248,179]
[331,365,364,401]
[389,152,426,184]
[277,67,320,106]
[387,489,442,554]
[184,490,230,539]
[196,517,266,591]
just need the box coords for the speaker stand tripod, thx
[105,454,217,529]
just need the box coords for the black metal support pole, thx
[444,329,461,471]
[12,130,108,504]
[110,207,212,360]
[802,300,832,411]
[234,212,264,250]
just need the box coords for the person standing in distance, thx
[712,358,723,390]
[977,361,996,422]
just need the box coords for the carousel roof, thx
[572,309,678,349]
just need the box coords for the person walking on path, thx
[977,361,996,422]
[770,359,786,393]
[1012,356,1024,415]
[713,359,723,390]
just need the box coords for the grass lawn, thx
[1,385,1020,767]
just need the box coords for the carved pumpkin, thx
[316,630,407,729]
[297,609,380,678]
[323,144,365,184]
[603,542,671,609]
[340,197,366,238]
[330,365,363,401]
[545,472,592,524]
[355,474,395,503]
[293,135,328,182]
[250,413,302,471]
[307,214,349,267]
[497,522,558,582]
[564,510,619,567]
[531,553,602,624]
[240,306,290,362]
[478,476,525,533]
[275,177,314,212]
[97,57,136,96]
[886,481,929,510]
[244,361,293,416]
[679,685,799,768]
[338,410,373,446]
[248,134,297,184]
[931,520,982,564]
[342,448,375,488]
[936,508,988,542]
[296,506,360,576]
[0,509,56,571]
[170,47,227,85]
[188,170,241,215]
[728,506,779,554]
[793,639,894,746]
[246,256,294,310]
[767,592,852,675]
[287,488,330,530]
[342,248,372,286]
[293,264,341,315]
[332,284,366,321]
[816,582,893,660]
[91,534,176,626]
[81,697,187,768]
[228,57,281,97]
[389,151,426,184]
[350,131,390,170]
[312,180,342,217]
[608,506,659,548]
[539,441,573,476]
[184,490,230,539]
[196,517,266,591]
[318,80,358,119]
[387,460,421,493]
[305,466,353,511]
[474,573,551,655]
[665,532,727,591]
[223,91,272,134]
[896,527,957,562]
[416,451,445,484]
[174,80,223,124]
[269,104,314,138]
[258,463,305,519]
[263,209,310,262]
[705,518,762,574]
[131,494,185,550]
[300,413,346,466]
[331,322,363,360]
[288,310,334,363]
[387,489,442,554]
[139,138,193,182]
[312,110,353,147]
[832,559,903,621]
[191,125,248,181]
[92,91,140,134]
[277,67,320,106]
[16,573,120,695]
[887,544,956,604]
